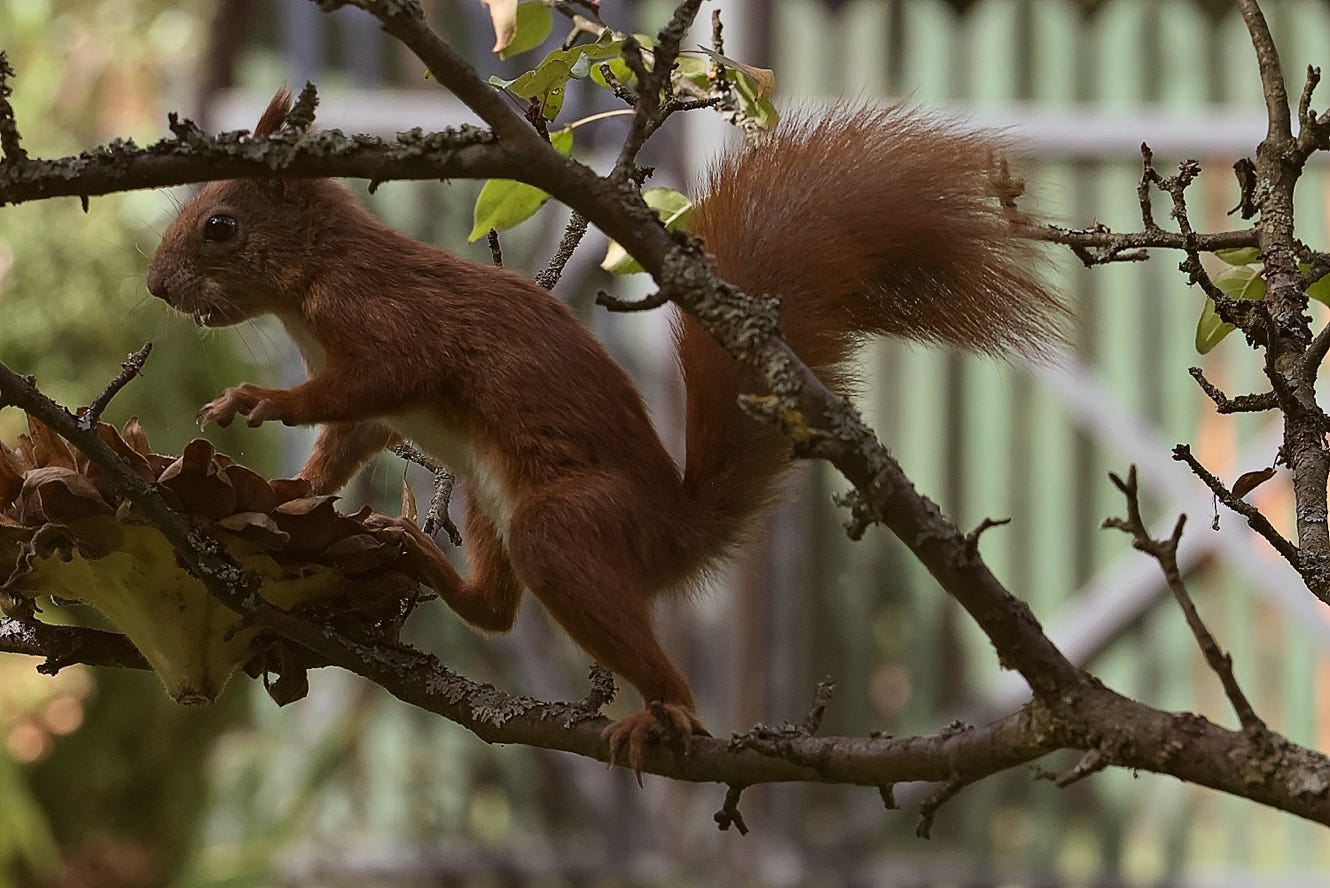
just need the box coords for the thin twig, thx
[800,678,835,735]
[1171,443,1302,574]
[1054,749,1108,787]
[1188,367,1278,415]
[534,211,589,289]
[713,784,749,834]
[0,51,26,164]
[1034,223,1257,264]
[916,776,970,839]
[595,289,670,312]
[392,442,461,546]
[1105,467,1269,737]
[81,342,152,428]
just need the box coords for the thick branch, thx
[0,616,147,672]
[0,125,505,206]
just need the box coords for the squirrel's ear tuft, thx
[254,87,294,138]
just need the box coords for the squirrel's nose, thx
[145,266,168,301]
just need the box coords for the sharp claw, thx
[601,703,708,786]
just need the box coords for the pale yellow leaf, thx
[481,0,519,53]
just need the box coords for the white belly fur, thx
[389,409,515,541]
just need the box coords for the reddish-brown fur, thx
[146,91,1063,769]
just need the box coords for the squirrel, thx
[146,89,1063,772]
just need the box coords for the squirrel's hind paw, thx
[602,703,710,783]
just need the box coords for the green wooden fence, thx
[187,1,1330,885]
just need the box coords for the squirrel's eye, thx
[203,214,238,242]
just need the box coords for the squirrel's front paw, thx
[198,384,267,428]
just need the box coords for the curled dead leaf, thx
[223,464,277,515]
[271,495,359,555]
[0,446,22,508]
[19,467,114,525]
[322,533,399,574]
[25,416,76,470]
[95,423,155,483]
[120,416,152,457]
[270,478,314,506]
[213,511,291,549]
[1232,467,1277,500]
[159,442,237,521]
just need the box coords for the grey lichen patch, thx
[1288,764,1330,798]
[391,126,495,160]
[471,688,551,727]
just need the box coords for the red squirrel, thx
[146,90,1063,771]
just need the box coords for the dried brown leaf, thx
[401,474,418,522]
[214,511,291,548]
[159,442,237,520]
[270,478,314,506]
[272,495,345,555]
[1232,467,1277,500]
[0,448,22,508]
[223,464,277,515]
[322,532,398,573]
[120,417,151,457]
[26,416,75,470]
[20,466,114,525]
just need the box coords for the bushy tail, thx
[675,104,1064,563]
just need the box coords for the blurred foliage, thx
[0,3,271,887]
[0,0,266,461]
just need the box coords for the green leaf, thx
[468,128,574,241]
[1215,247,1261,266]
[1213,264,1267,301]
[1308,274,1330,307]
[602,188,694,274]
[1195,299,1234,354]
[499,36,625,119]
[1195,265,1266,353]
[589,34,652,89]
[505,58,572,118]
[499,2,553,59]
[590,56,633,89]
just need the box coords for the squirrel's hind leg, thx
[504,473,709,777]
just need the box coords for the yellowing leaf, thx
[500,2,554,59]
[481,0,519,53]
[401,469,418,522]
[602,188,694,274]
[694,47,776,100]
[1215,247,1261,266]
